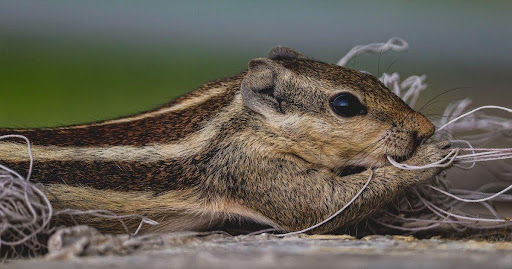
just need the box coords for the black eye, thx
[330,93,367,117]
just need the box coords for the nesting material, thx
[0,135,52,259]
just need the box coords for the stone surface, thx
[5,228,512,269]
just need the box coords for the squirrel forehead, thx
[265,46,394,100]
[275,58,392,98]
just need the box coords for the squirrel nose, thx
[413,111,435,143]
[412,131,423,148]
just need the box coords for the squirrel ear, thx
[241,58,283,114]
[268,46,304,60]
[245,58,276,95]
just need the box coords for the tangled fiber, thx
[1,38,511,259]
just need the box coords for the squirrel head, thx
[240,46,435,172]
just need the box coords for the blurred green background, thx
[1,0,511,128]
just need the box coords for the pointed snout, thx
[412,111,435,143]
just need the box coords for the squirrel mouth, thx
[336,154,412,177]
[389,154,410,163]
[337,166,367,177]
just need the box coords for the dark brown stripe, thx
[0,73,244,147]
[5,158,200,193]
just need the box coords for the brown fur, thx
[0,47,449,234]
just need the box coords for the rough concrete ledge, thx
[6,227,512,269]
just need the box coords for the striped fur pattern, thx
[0,47,448,233]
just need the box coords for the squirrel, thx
[0,46,451,234]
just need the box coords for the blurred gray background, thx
[0,0,511,127]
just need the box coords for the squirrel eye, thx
[330,93,367,117]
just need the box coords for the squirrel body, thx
[0,47,449,233]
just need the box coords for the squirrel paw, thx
[403,141,453,181]
[407,141,452,166]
